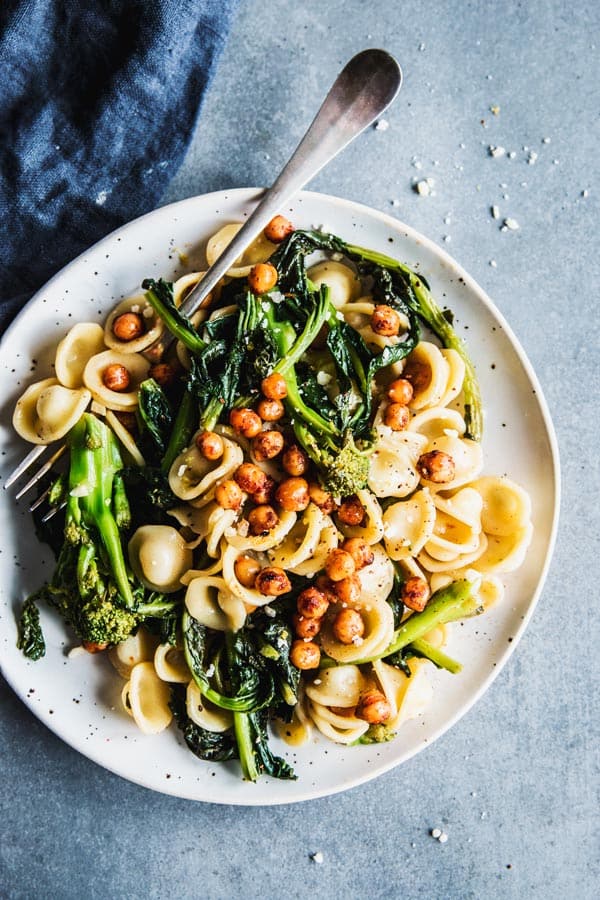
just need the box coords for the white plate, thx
[0,189,560,805]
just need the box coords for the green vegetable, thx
[170,685,238,763]
[407,638,462,675]
[138,378,173,456]
[16,594,45,660]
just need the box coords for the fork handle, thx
[144,49,402,361]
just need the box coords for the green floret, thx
[294,425,370,497]
[76,597,140,645]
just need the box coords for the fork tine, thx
[15,443,67,500]
[29,485,51,513]
[41,500,66,523]
[3,444,48,490]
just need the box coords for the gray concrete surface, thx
[1,1,598,897]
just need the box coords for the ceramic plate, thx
[0,189,560,804]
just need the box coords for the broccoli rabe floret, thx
[75,597,140,646]
[297,428,370,498]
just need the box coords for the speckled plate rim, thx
[0,188,560,805]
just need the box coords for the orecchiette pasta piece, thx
[275,707,312,747]
[338,489,385,545]
[55,322,106,388]
[104,295,162,354]
[306,260,361,308]
[186,680,233,733]
[267,503,327,571]
[320,596,395,663]
[307,700,370,745]
[429,569,504,611]
[206,222,277,277]
[356,543,395,604]
[128,525,192,592]
[217,589,248,630]
[421,623,448,649]
[432,487,483,531]
[340,298,409,353]
[382,489,436,559]
[421,433,483,491]
[305,664,366,708]
[408,406,466,441]
[437,348,466,408]
[226,509,297,553]
[472,523,534,574]
[123,661,173,734]
[83,349,149,410]
[154,643,190,683]
[425,505,482,563]
[291,522,338,577]
[108,628,160,678]
[372,657,433,730]
[221,544,272,606]
[13,378,91,444]
[105,409,145,466]
[173,271,207,306]
[168,433,243,501]
[368,430,427,498]
[185,577,231,630]
[180,552,225,583]
[403,341,450,409]
[418,532,488,573]
[169,503,238,558]
[470,476,532,536]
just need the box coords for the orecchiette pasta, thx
[13,378,91,444]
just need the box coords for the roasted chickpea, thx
[234,462,268,494]
[356,689,392,724]
[254,566,291,596]
[292,613,322,639]
[341,538,374,570]
[332,575,362,605]
[215,479,243,510]
[384,402,410,431]
[387,377,414,405]
[195,430,224,461]
[289,640,321,670]
[248,262,278,295]
[325,548,356,582]
[252,430,284,461]
[403,360,430,393]
[260,372,287,400]
[332,607,365,644]
[256,398,285,422]
[82,640,108,653]
[264,215,294,243]
[315,575,338,605]
[337,495,366,526]
[275,476,310,512]
[102,363,130,392]
[229,407,262,438]
[282,445,309,476]
[308,482,337,513]
[416,449,455,484]
[371,304,402,337]
[234,554,261,588]
[401,576,430,612]
[251,475,276,505]
[297,587,330,619]
[112,311,144,342]
[248,504,279,535]
[148,362,177,388]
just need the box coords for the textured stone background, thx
[1,1,598,897]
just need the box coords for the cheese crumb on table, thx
[310,851,324,864]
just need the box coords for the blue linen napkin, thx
[0,0,239,333]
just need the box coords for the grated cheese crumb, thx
[431,828,442,839]
[374,119,389,132]
[310,851,324,864]
[503,217,520,231]
[491,205,500,219]
[177,464,187,478]
[263,606,276,618]
[488,145,505,158]
[438,832,449,844]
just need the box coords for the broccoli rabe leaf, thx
[170,686,238,763]
[138,378,173,456]
[17,594,46,660]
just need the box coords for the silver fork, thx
[4,48,402,506]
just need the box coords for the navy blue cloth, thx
[0,0,239,333]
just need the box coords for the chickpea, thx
[215,479,243,510]
[293,613,322,640]
[290,640,321,670]
[264,215,294,244]
[332,607,365,644]
[234,554,261,588]
[252,430,284,461]
[342,537,374,570]
[330,706,357,718]
[195,430,224,461]
[275,476,310,512]
[248,504,279,536]
[282,445,309,477]
[387,377,414,405]
[384,402,410,431]
[401,576,430,612]
[102,363,131,392]
[148,362,177,388]
[325,548,356,582]
[261,372,287,400]
[297,587,330,619]
[403,360,430,393]
[82,640,108,653]
[308,482,336,513]
[257,398,285,422]
[315,575,338,605]
[234,462,268,494]
[248,262,278,295]
[416,449,456,484]
[356,689,392,724]
[371,305,402,336]
[254,566,291,596]
[112,311,144,342]
[251,475,276,505]
[229,407,262,438]
[337,495,365,526]
[332,575,362,605]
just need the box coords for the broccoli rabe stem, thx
[409,638,463,674]
[233,712,259,783]
[161,390,196,474]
